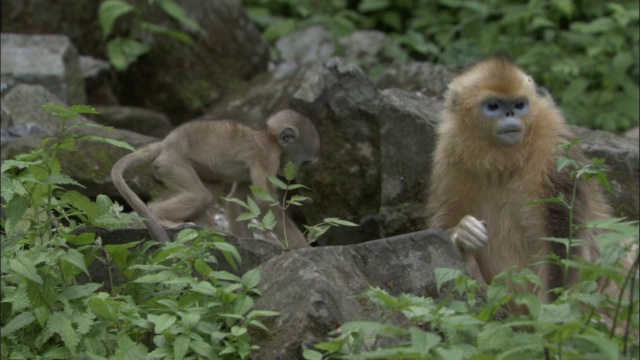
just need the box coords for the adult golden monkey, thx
[426,56,626,308]
[111,109,321,248]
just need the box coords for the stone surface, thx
[91,106,173,138]
[276,25,335,66]
[80,56,118,106]
[113,0,270,123]
[377,61,456,97]
[1,33,86,104]
[291,58,382,243]
[251,229,464,360]
[570,125,640,220]
[378,89,443,235]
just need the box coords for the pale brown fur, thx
[111,109,321,248]
[426,57,615,308]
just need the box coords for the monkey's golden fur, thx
[426,57,613,304]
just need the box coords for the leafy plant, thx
[244,0,639,131]
[1,105,275,359]
[223,162,357,248]
[98,0,205,70]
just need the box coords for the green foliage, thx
[304,142,639,359]
[1,105,274,359]
[223,161,357,248]
[98,0,204,71]
[244,0,639,131]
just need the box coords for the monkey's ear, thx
[278,127,298,146]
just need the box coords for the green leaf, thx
[106,37,151,71]
[409,327,441,354]
[61,248,90,275]
[210,270,241,282]
[250,185,275,202]
[323,218,358,226]
[173,334,190,359]
[148,313,177,334]
[267,176,288,190]
[241,268,261,290]
[4,196,29,236]
[134,271,174,283]
[190,281,218,296]
[70,105,100,115]
[9,256,43,284]
[176,228,199,242]
[60,283,102,301]
[78,135,136,151]
[61,190,99,223]
[64,232,96,246]
[156,0,204,34]
[247,310,280,319]
[246,196,261,216]
[99,0,135,38]
[302,345,323,360]
[231,325,248,337]
[190,340,214,357]
[283,161,297,181]
[141,21,195,46]
[576,334,619,360]
[89,296,120,321]
[223,197,249,208]
[0,311,36,336]
[262,210,276,230]
[434,267,463,293]
[47,312,80,352]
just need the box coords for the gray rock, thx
[115,0,270,123]
[91,106,173,138]
[251,229,464,360]
[275,26,335,66]
[339,30,387,62]
[570,125,639,219]
[291,58,382,244]
[80,56,118,106]
[377,61,456,97]
[378,89,443,235]
[0,122,47,147]
[1,33,86,104]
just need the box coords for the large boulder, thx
[571,126,640,219]
[1,33,86,104]
[113,0,270,123]
[251,229,463,359]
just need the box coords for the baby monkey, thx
[111,109,321,248]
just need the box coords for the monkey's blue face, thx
[481,97,529,146]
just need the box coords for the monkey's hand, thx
[451,215,488,254]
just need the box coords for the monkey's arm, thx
[450,215,489,285]
[451,215,488,253]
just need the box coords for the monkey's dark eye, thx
[483,101,502,116]
[515,102,526,110]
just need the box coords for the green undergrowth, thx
[1,105,275,359]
